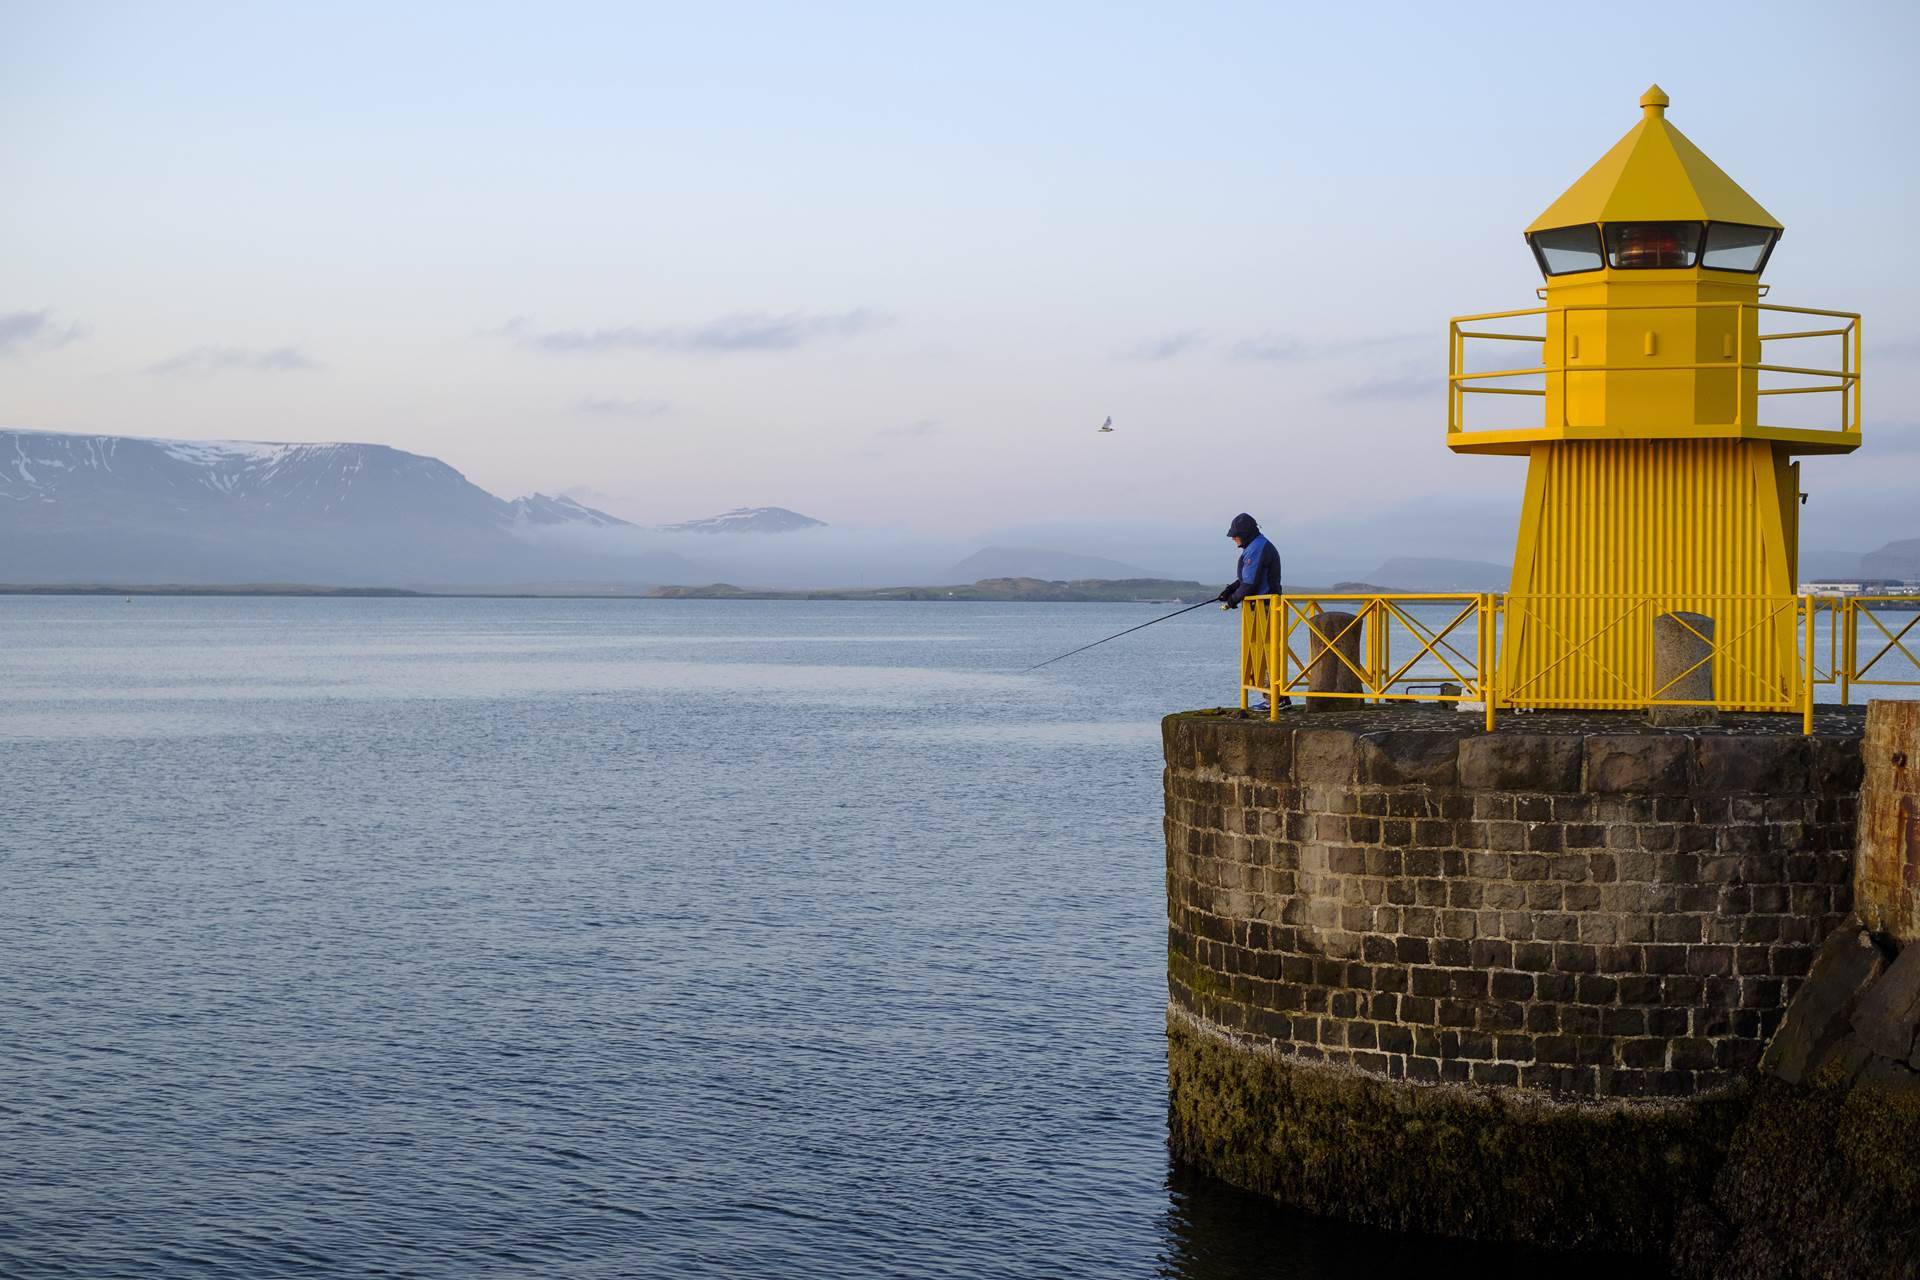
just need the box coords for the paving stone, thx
[1585,735,1691,794]
[1354,730,1459,786]
[1457,734,1583,792]
[1695,735,1811,795]
[1293,729,1359,785]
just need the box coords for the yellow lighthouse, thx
[1449,86,1862,712]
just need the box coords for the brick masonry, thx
[1165,706,1866,1099]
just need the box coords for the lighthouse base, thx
[1162,705,1870,1256]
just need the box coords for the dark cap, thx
[1226,513,1259,540]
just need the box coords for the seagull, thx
[1098,416,1113,433]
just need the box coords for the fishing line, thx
[1021,599,1218,672]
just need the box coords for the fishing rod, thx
[1021,599,1218,673]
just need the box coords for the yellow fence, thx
[1448,301,1862,444]
[1500,593,1806,717]
[1842,596,1920,702]
[1240,594,1497,730]
[1237,593,1920,733]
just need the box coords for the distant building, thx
[1802,579,1915,596]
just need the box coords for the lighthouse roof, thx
[1526,86,1781,233]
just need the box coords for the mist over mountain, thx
[946,546,1164,582]
[8,430,1911,592]
[0,430,681,586]
[1361,558,1512,592]
[659,507,826,534]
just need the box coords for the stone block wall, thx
[1165,708,1865,1100]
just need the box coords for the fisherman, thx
[1219,512,1288,709]
[1218,512,1282,607]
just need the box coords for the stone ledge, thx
[1167,706,1867,798]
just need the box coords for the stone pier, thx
[1163,704,1871,1256]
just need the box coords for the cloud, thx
[1230,335,1307,364]
[1872,336,1920,363]
[876,418,941,439]
[575,395,672,418]
[1231,331,1426,365]
[1331,366,1441,402]
[496,309,889,355]
[0,309,88,355]
[1120,331,1205,362]
[147,346,321,376]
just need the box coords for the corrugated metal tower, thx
[1450,86,1862,710]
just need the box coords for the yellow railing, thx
[1235,591,1920,733]
[1240,594,1497,731]
[1498,593,1811,724]
[1448,301,1862,439]
[1842,596,1920,702]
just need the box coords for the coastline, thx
[0,576,1219,603]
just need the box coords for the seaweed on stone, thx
[1672,1066,1920,1280]
[1169,1011,1747,1256]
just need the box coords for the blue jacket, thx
[1226,534,1283,605]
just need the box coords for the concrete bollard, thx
[1306,611,1364,710]
[1650,611,1716,726]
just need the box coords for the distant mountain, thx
[1800,548,1866,581]
[1861,538,1920,583]
[1360,557,1512,591]
[0,429,674,586]
[649,576,1213,603]
[947,546,1163,582]
[506,492,632,528]
[660,507,825,534]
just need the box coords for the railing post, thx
[1449,322,1460,434]
[1828,599,1838,696]
[1482,594,1496,733]
[1244,598,1259,717]
[1841,597,1853,705]
[1853,315,1863,432]
[1269,597,1281,721]
[1369,598,1384,701]
[1736,302,1745,431]
[1803,595,1816,735]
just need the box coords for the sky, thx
[3,0,1916,573]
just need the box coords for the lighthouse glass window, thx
[1702,223,1777,273]
[1529,225,1604,275]
[1604,222,1704,269]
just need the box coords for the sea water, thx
[8,595,1877,1277]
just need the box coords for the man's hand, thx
[1216,583,1236,603]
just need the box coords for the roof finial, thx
[1640,84,1670,118]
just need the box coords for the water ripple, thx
[1,597,1643,1279]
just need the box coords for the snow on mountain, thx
[505,492,632,528]
[659,506,826,534]
[0,429,669,586]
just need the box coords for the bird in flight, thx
[1098,416,1113,433]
